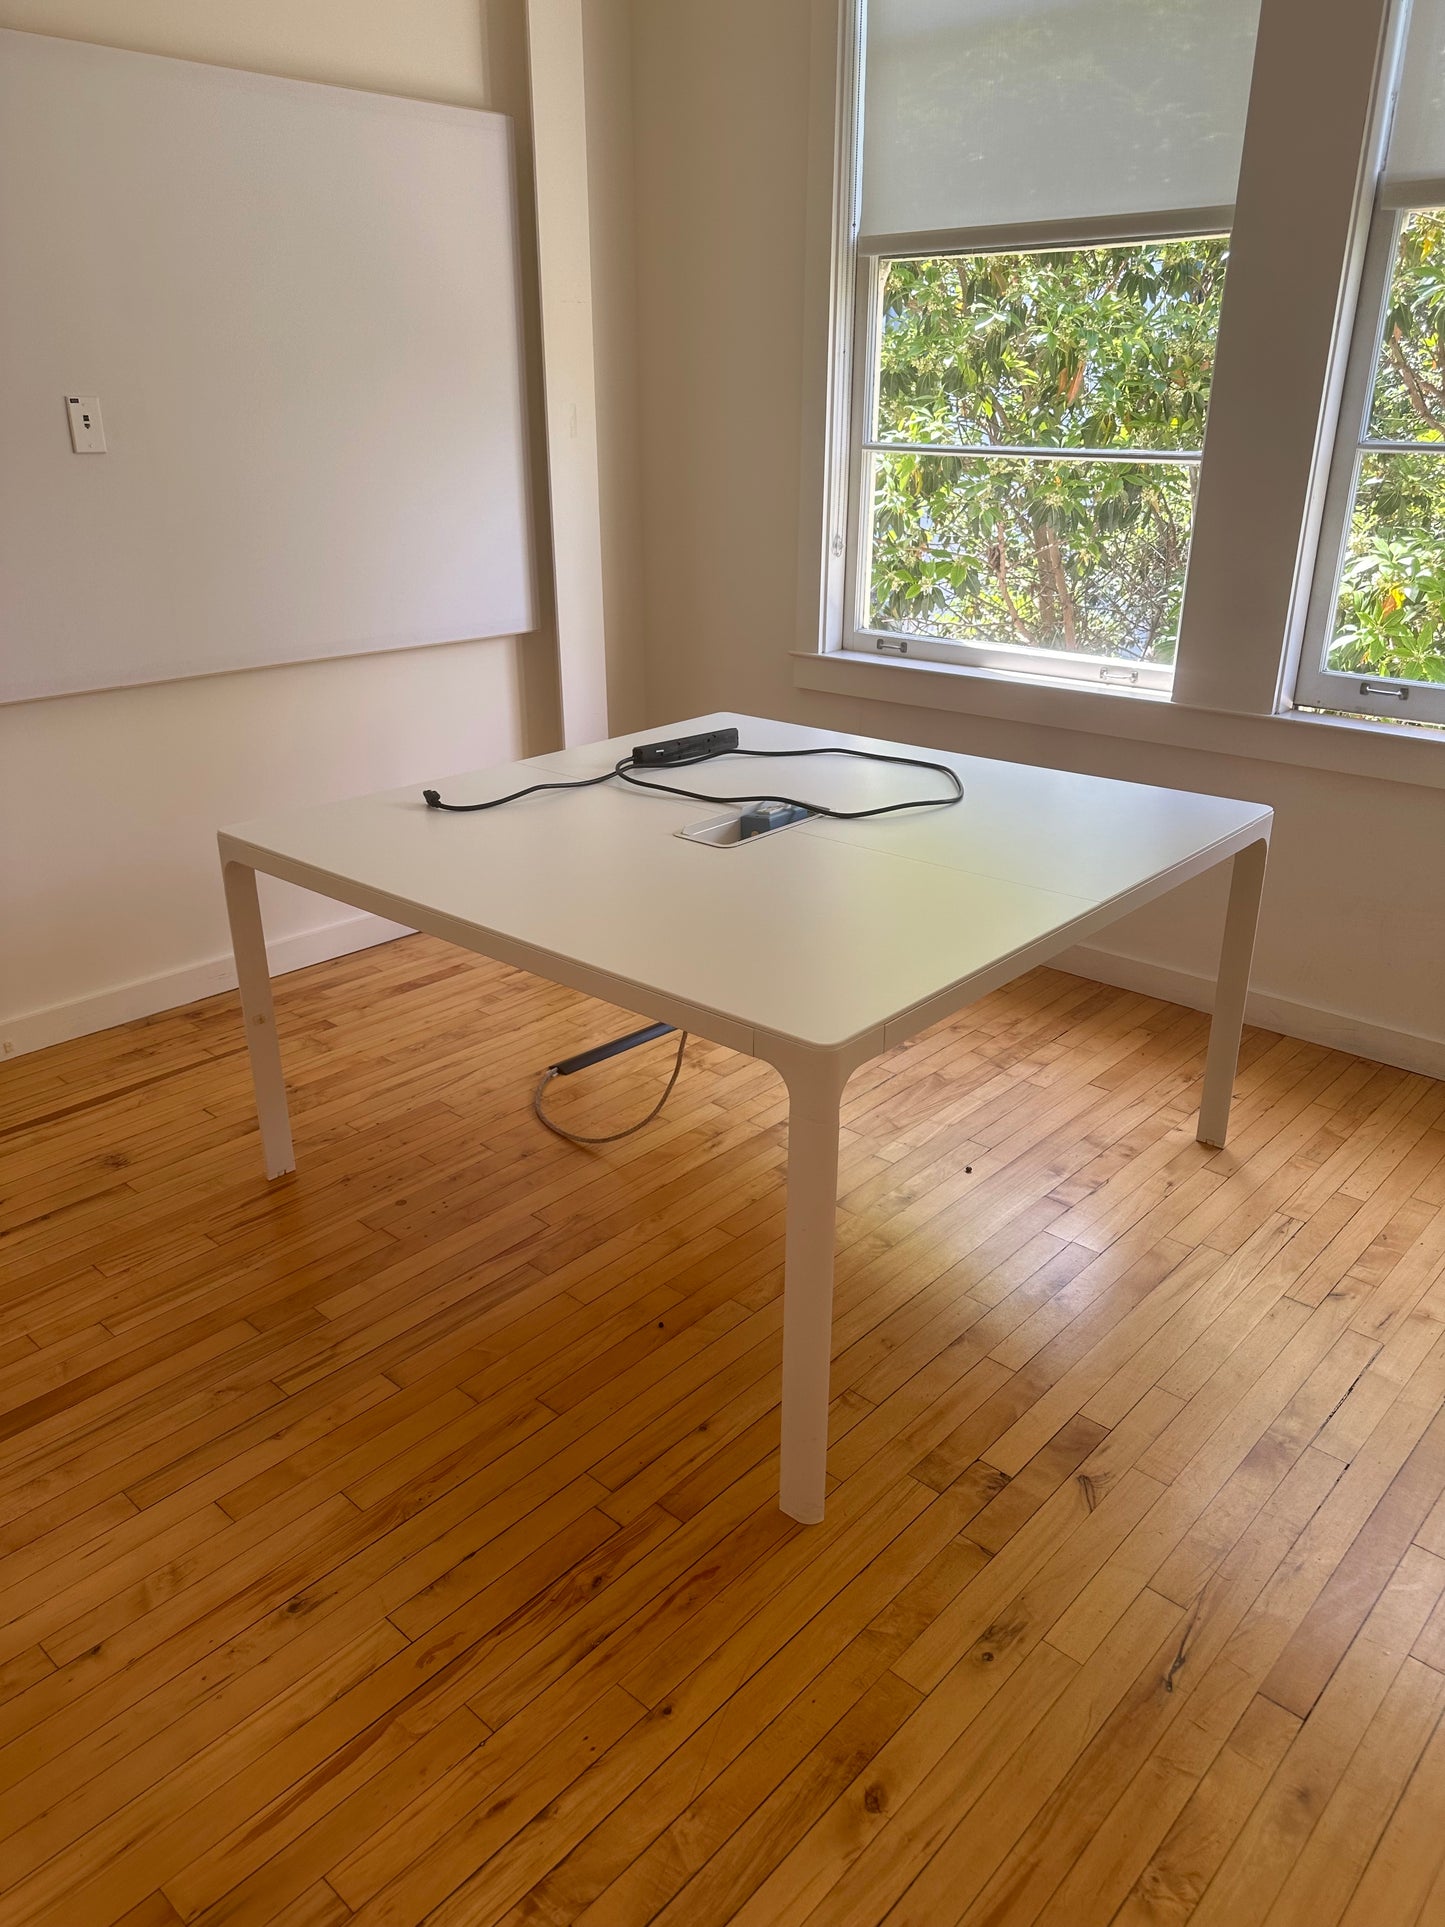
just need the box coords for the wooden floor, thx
[2,938,1445,1927]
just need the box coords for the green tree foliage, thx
[869,239,1227,662]
[1329,211,1445,685]
[871,218,1445,686]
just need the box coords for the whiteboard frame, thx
[0,29,537,705]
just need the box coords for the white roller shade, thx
[1386,0,1445,188]
[861,0,1263,241]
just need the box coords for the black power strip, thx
[630,728,740,767]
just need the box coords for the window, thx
[1294,0,1445,726]
[1317,211,1445,711]
[837,0,1261,691]
[816,0,1445,749]
[853,235,1228,687]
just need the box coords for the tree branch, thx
[994,523,1033,642]
[1043,525,1077,647]
[1388,329,1445,434]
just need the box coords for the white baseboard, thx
[7,920,1441,1085]
[1054,942,1445,1083]
[1,911,410,1060]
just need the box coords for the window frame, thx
[809,0,1436,753]
[841,210,1234,694]
[1292,179,1445,725]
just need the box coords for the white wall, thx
[0,0,496,99]
[0,642,526,1052]
[0,0,568,1055]
[10,0,1440,1078]
[629,0,1445,1077]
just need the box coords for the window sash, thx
[841,223,1225,695]
[1292,196,1445,725]
[856,208,1235,261]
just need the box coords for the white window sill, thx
[793,648,1445,793]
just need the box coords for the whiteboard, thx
[0,29,535,703]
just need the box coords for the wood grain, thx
[2,933,1443,1925]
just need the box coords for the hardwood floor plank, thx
[1112,1693,1301,1927]
[1337,1697,1445,1927]
[2,940,1442,1927]
[1187,1545,1445,1927]
[1262,1654,1445,1927]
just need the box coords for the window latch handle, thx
[1359,681,1410,700]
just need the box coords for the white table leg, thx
[222,859,295,1179]
[778,1068,843,1524]
[1197,837,1269,1150]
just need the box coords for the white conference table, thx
[219,713,1272,1523]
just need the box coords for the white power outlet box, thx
[65,395,106,453]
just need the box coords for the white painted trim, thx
[856,208,1236,257]
[797,0,864,662]
[793,647,1445,792]
[9,897,1437,1087]
[1,911,409,1060]
[1172,0,1399,715]
[1054,940,1445,1082]
[526,0,611,746]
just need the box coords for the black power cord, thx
[422,733,964,1146]
[421,766,619,813]
[421,741,964,820]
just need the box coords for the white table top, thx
[220,713,1272,1064]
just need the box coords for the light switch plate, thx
[65,395,106,453]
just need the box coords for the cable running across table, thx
[421,738,965,820]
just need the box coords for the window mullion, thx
[861,441,1202,464]
[841,251,885,650]
[1171,0,1402,715]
